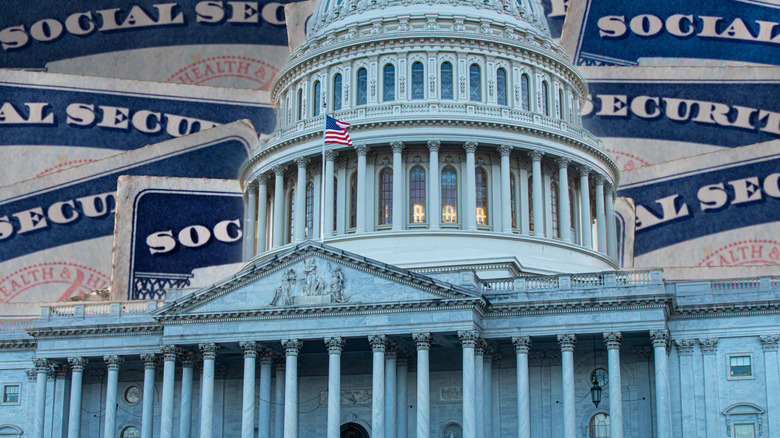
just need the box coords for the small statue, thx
[328,263,348,303]
[271,269,296,306]
[301,258,326,296]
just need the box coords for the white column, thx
[385,348,398,438]
[674,340,696,436]
[579,168,592,248]
[760,335,780,437]
[324,151,337,237]
[606,186,618,258]
[428,141,441,230]
[557,158,572,242]
[256,176,268,254]
[245,182,258,259]
[699,338,719,437]
[294,157,308,242]
[273,165,286,248]
[499,145,513,233]
[650,330,671,438]
[325,337,345,438]
[199,343,220,438]
[463,142,478,231]
[369,335,387,438]
[259,351,273,438]
[458,330,478,438]
[413,332,432,438]
[274,359,285,438]
[140,354,157,438]
[512,336,531,438]
[594,175,607,253]
[282,339,302,438]
[355,145,369,233]
[67,357,87,438]
[240,342,259,438]
[557,334,576,438]
[179,352,196,438]
[103,355,123,438]
[160,346,178,438]
[519,165,530,235]
[475,340,485,438]
[391,141,405,231]
[32,359,49,438]
[604,332,624,438]
[530,150,545,237]
[52,365,70,438]
[483,349,493,438]
[397,355,409,438]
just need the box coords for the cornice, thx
[488,296,672,316]
[0,339,36,350]
[27,324,163,340]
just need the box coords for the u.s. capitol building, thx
[1,0,778,437]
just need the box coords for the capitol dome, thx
[240,0,619,276]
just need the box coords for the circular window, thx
[124,386,141,404]
[590,368,609,387]
[121,426,140,438]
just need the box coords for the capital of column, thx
[160,345,180,362]
[650,329,670,349]
[258,349,275,364]
[603,331,622,350]
[239,341,259,358]
[427,140,441,152]
[556,157,572,169]
[593,174,605,185]
[368,334,388,352]
[246,180,258,194]
[103,355,124,371]
[497,144,512,157]
[256,174,269,186]
[475,338,487,356]
[325,149,338,161]
[579,167,591,178]
[463,141,478,154]
[674,339,696,356]
[385,344,399,359]
[760,335,780,352]
[528,149,544,162]
[458,329,480,348]
[282,339,303,356]
[199,342,220,360]
[181,351,197,368]
[272,165,286,177]
[324,336,346,354]
[33,358,50,373]
[141,353,158,369]
[54,364,69,378]
[391,141,405,153]
[413,332,432,350]
[355,144,370,156]
[698,337,718,355]
[557,334,576,352]
[68,357,88,372]
[295,157,309,169]
[26,369,37,381]
[512,335,532,354]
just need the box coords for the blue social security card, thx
[561,0,780,66]
[0,120,256,304]
[617,139,780,269]
[111,176,244,301]
[0,0,308,89]
[0,69,272,187]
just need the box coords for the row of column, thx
[244,144,618,257]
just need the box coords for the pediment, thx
[153,242,479,319]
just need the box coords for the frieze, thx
[270,258,349,307]
[440,386,463,401]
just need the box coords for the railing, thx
[525,275,559,291]
[42,300,162,319]
[0,319,36,331]
[711,279,760,292]
[482,270,662,293]
[616,271,654,286]
[482,278,514,293]
[570,273,604,288]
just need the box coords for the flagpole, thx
[320,101,327,244]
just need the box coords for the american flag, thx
[324,116,352,146]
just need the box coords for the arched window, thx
[441,166,458,223]
[559,88,565,120]
[497,68,507,105]
[349,172,357,229]
[469,64,481,101]
[297,88,303,121]
[288,189,295,243]
[313,81,321,116]
[551,181,559,238]
[510,173,516,228]
[441,62,454,99]
[356,68,368,105]
[333,74,343,111]
[475,168,488,225]
[305,182,314,238]
[410,166,426,223]
[521,74,530,111]
[379,168,393,225]
[542,80,550,116]
[411,62,425,99]
[528,175,534,232]
[589,413,610,438]
[383,64,395,101]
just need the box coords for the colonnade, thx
[30,329,672,438]
[243,143,618,259]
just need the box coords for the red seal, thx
[0,262,110,303]
[167,56,278,90]
[610,150,650,171]
[698,239,780,267]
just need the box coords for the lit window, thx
[2,384,20,404]
[469,64,481,101]
[441,62,453,99]
[589,413,610,438]
[288,189,295,243]
[476,168,488,225]
[410,166,426,223]
[357,68,368,105]
[734,424,756,438]
[730,356,752,377]
[333,74,343,111]
[497,68,507,105]
[383,64,395,101]
[297,89,303,121]
[313,81,321,116]
[379,168,393,225]
[411,62,424,99]
[510,173,516,228]
[441,166,458,223]
[349,172,357,229]
[551,181,559,238]
[305,182,314,238]
[521,74,530,111]
[542,80,550,116]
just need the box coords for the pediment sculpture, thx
[270,258,348,306]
